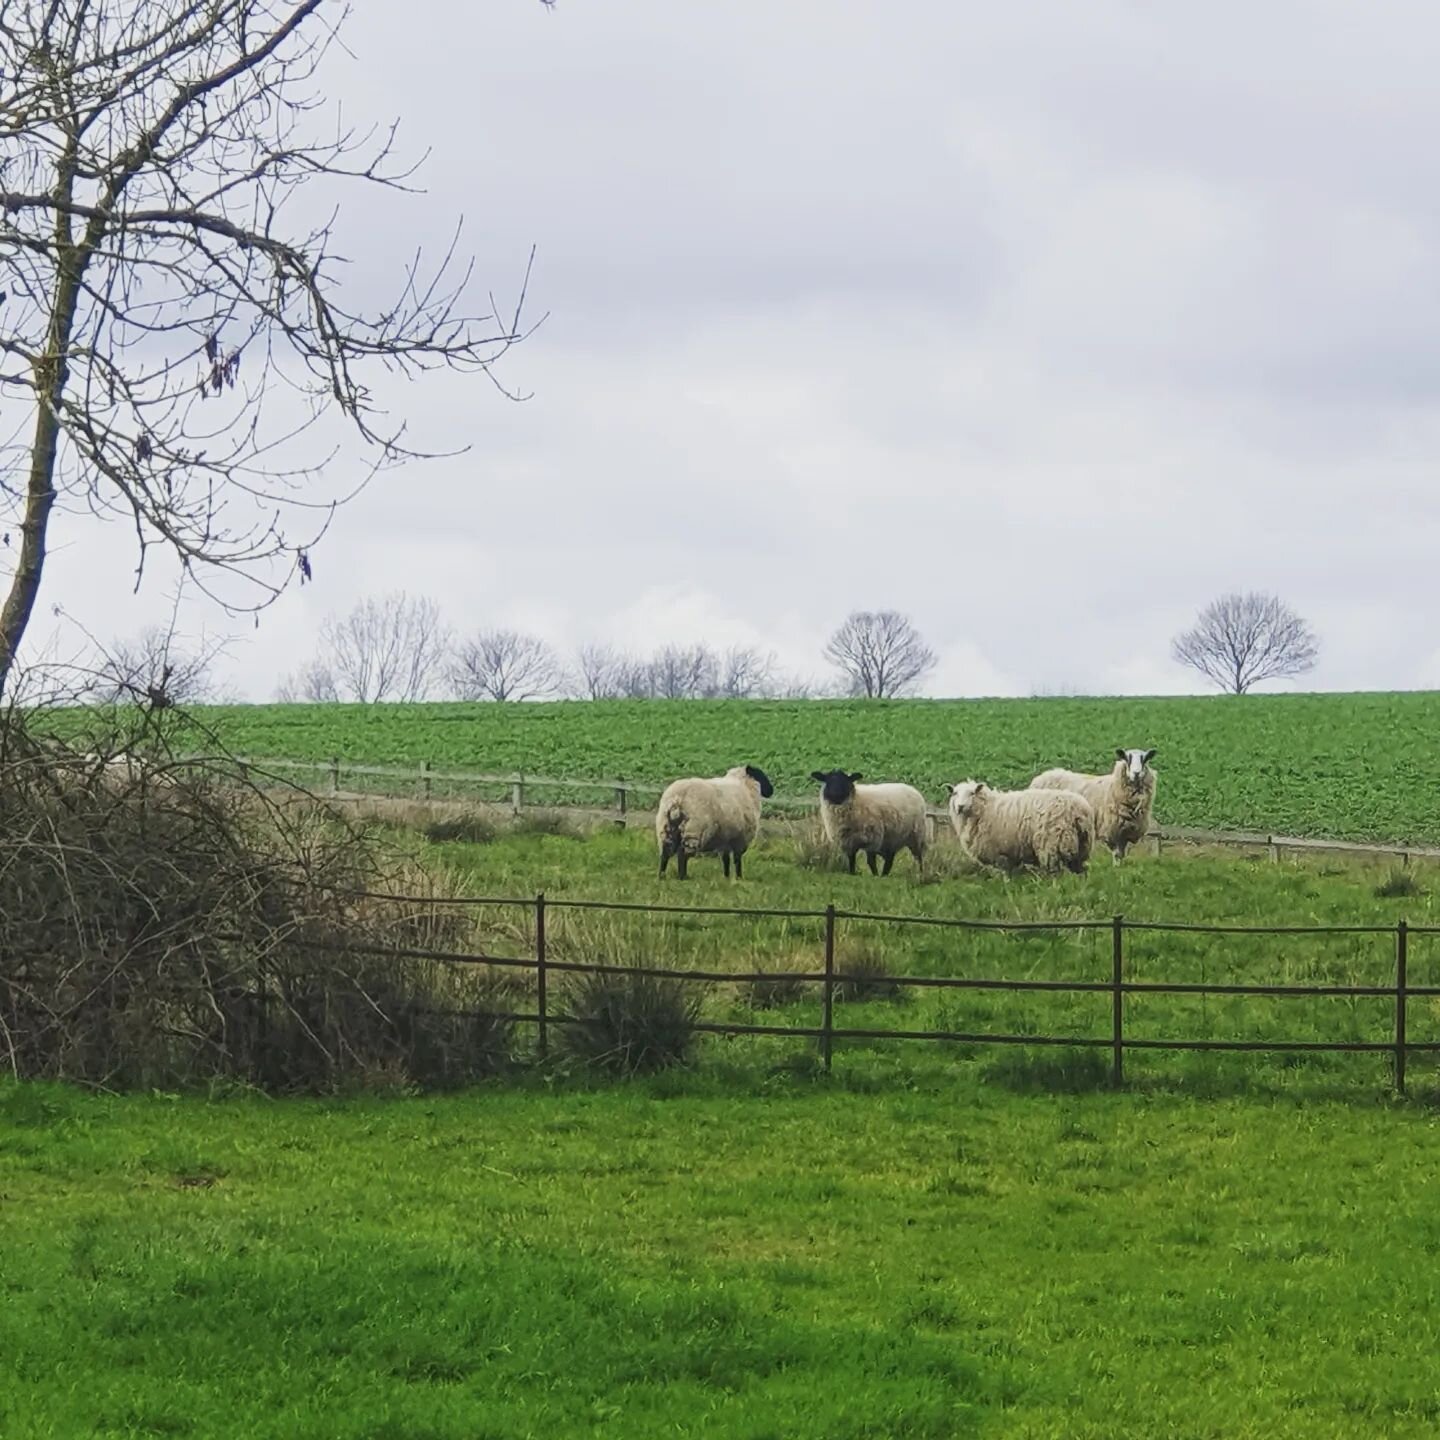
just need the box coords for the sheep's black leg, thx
[734,851,744,880]
[722,852,731,878]
[846,849,858,875]
[659,847,671,877]
[866,851,879,876]
[677,851,689,880]
[880,850,895,876]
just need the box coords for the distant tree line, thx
[267,595,940,704]
[85,588,1322,710]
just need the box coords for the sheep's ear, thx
[810,771,827,784]
[1143,748,1157,763]
[1115,748,1127,762]
[848,772,863,783]
[975,781,988,793]
[945,783,956,796]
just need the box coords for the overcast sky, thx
[30,0,1440,699]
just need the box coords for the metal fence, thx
[350,891,1440,1094]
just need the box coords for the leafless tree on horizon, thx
[1171,592,1320,694]
[0,0,547,694]
[823,610,937,699]
[450,629,561,702]
[279,592,449,703]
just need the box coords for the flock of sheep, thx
[655,749,1158,880]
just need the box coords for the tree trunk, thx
[0,166,86,695]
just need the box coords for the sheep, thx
[1029,747,1157,863]
[655,764,774,879]
[945,780,1094,875]
[809,769,929,876]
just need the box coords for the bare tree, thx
[713,644,779,699]
[823,611,937,699]
[94,625,223,708]
[0,0,545,695]
[1172,592,1320,694]
[571,643,628,701]
[614,654,660,699]
[650,644,717,700]
[297,593,449,703]
[275,657,339,704]
[450,629,560,702]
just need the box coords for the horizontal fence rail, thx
[209,753,1440,866]
[313,893,1434,1095]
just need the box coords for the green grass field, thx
[427,824,1440,1092]
[6,1075,1440,1439]
[18,697,1440,1436]
[174,691,1440,843]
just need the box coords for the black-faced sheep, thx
[656,764,774,879]
[810,769,929,876]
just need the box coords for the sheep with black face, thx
[656,764,774,879]
[810,769,929,876]
[1029,747,1157,863]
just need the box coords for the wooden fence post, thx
[822,905,836,1073]
[1267,836,1279,864]
[421,759,432,802]
[536,893,548,1061]
[1395,918,1408,1096]
[512,773,524,816]
[330,755,340,796]
[615,780,627,828]
[1111,914,1124,1088]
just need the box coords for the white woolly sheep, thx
[810,769,929,876]
[656,764,775,880]
[1029,747,1157,863]
[945,780,1094,875]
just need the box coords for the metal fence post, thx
[536,892,548,1060]
[1111,914,1124,1088]
[1396,919,1408,1096]
[822,904,836,1073]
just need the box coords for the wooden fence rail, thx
[326,893,1440,1095]
[221,753,1440,866]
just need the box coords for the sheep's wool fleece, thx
[819,783,929,856]
[1029,762,1155,854]
[950,786,1094,873]
[655,766,765,855]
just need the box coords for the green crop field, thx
[7,1075,1440,1439]
[167,691,1440,844]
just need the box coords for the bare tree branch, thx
[0,0,547,692]
[823,610,936,698]
[93,622,224,707]
[1171,592,1320,694]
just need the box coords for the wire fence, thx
[351,891,1440,1094]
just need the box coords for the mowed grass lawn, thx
[5,1077,1440,1439]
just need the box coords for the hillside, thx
[168,692,1440,845]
